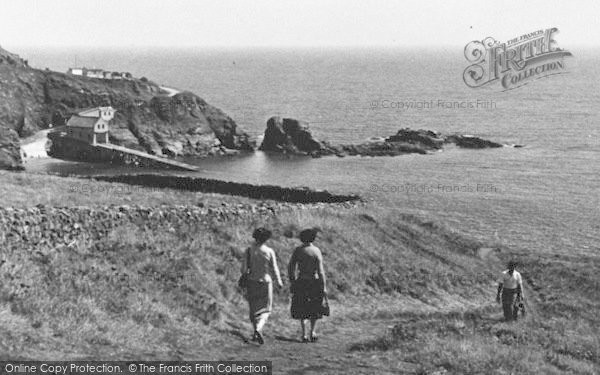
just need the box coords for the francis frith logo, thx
[463,28,572,90]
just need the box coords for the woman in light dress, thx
[240,227,283,344]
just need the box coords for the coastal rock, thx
[161,140,184,157]
[0,46,255,170]
[259,117,508,158]
[185,133,221,155]
[385,128,445,149]
[0,45,28,67]
[445,135,503,149]
[108,127,144,151]
[259,117,324,154]
[336,141,429,156]
[0,127,24,170]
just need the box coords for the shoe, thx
[255,330,264,345]
[301,336,309,343]
[310,334,319,342]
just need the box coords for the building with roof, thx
[66,106,114,145]
[67,67,134,80]
[68,67,84,76]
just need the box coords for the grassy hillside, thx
[350,254,600,374]
[0,171,598,374]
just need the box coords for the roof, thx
[74,106,115,118]
[73,107,98,116]
[67,115,98,128]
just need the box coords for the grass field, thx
[0,171,598,374]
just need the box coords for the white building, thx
[86,69,104,79]
[68,68,84,76]
[66,106,115,145]
[67,67,134,80]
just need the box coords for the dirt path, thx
[202,315,428,374]
[181,248,527,374]
[180,297,509,375]
[160,86,180,97]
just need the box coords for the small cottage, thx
[67,67,135,80]
[66,106,115,145]
[67,67,84,76]
[86,69,104,79]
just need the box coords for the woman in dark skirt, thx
[288,228,327,342]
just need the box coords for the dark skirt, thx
[291,279,324,320]
[501,288,519,321]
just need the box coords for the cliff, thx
[0,46,254,170]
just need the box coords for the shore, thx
[20,129,50,160]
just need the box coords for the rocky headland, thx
[259,116,507,158]
[0,46,254,171]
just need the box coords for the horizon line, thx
[7,43,600,50]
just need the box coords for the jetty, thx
[95,143,199,171]
[47,106,198,171]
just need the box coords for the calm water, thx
[22,47,600,257]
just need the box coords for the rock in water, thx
[259,117,509,157]
[259,116,290,152]
[259,116,323,154]
[385,128,445,149]
[445,135,504,148]
[282,118,323,152]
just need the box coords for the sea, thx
[20,46,600,258]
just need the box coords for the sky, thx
[1,0,599,48]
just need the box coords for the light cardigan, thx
[241,244,283,285]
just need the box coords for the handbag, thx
[321,293,331,316]
[237,248,251,289]
[518,301,526,317]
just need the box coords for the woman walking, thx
[241,227,283,344]
[288,228,328,342]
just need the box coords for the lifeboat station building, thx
[66,107,115,145]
